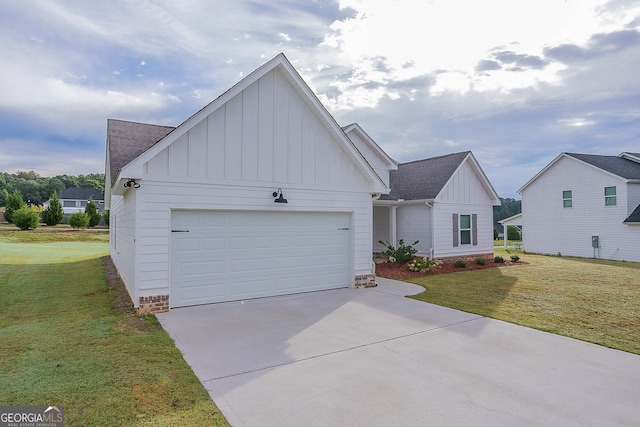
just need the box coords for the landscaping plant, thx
[41,190,64,226]
[85,196,101,227]
[12,207,39,230]
[378,239,419,264]
[475,257,487,265]
[454,259,467,268]
[4,189,26,223]
[408,257,440,273]
[68,212,89,229]
[494,256,505,263]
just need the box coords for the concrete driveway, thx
[157,278,640,426]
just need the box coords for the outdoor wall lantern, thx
[273,188,288,203]
[124,179,140,189]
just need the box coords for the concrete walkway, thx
[158,278,640,426]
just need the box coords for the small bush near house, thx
[454,259,467,268]
[494,256,505,263]
[102,209,110,226]
[68,212,89,229]
[12,207,39,230]
[408,257,440,273]
[511,255,520,262]
[475,257,487,265]
[378,239,419,264]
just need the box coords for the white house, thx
[518,152,640,261]
[105,53,388,313]
[370,151,501,259]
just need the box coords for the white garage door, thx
[170,210,352,307]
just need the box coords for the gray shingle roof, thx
[60,187,104,201]
[567,153,640,180]
[107,119,175,186]
[380,151,470,200]
[624,204,640,223]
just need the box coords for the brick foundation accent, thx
[355,273,377,288]
[138,295,170,314]
[436,252,495,262]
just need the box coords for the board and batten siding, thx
[433,160,496,258]
[522,156,639,261]
[144,68,365,190]
[346,129,391,187]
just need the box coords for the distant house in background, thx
[370,151,501,259]
[518,152,640,262]
[58,187,105,215]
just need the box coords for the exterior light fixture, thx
[124,179,140,189]
[273,188,288,203]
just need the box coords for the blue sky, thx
[1,0,639,198]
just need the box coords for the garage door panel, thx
[179,260,225,276]
[171,211,352,307]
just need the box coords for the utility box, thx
[592,235,599,248]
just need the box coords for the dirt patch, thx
[376,257,525,281]
[103,256,160,333]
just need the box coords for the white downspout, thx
[426,200,435,259]
[390,205,398,247]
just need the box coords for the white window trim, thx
[563,190,572,208]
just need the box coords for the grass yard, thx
[408,249,640,355]
[0,226,228,426]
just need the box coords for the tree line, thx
[0,171,105,206]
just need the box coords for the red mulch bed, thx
[375,258,525,280]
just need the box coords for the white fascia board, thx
[498,212,522,225]
[343,123,398,170]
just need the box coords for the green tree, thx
[85,197,101,227]
[41,191,64,226]
[0,188,9,207]
[68,212,89,229]
[507,226,521,240]
[102,209,110,227]
[5,190,26,223]
[12,207,39,230]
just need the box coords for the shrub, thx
[378,239,419,264]
[85,197,101,227]
[41,191,64,226]
[102,210,110,226]
[408,257,440,273]
[454,259,467,268]
[510,255,520,262]
[475,257,486,265]
[68,212,89,229]
[12,207,39,230]
[494,256,505,263]
[4,190,26,223]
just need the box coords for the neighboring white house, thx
[58,187,105,215]
[518,152,640,261]
[105,53,388,313]
[370,151,501,259]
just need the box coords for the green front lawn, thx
[408,249,640,355]
[0,228,228,426]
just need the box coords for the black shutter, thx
[453,213,459,247]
